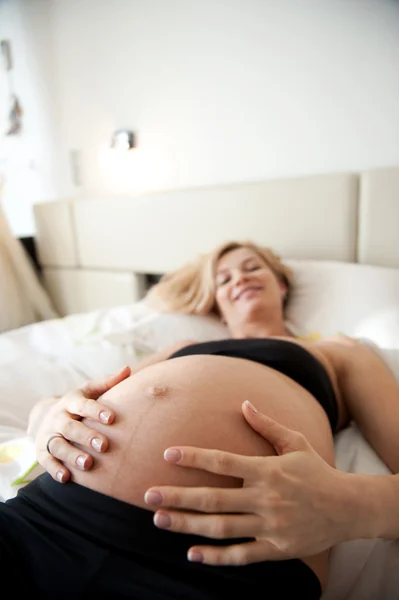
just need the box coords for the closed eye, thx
[216,263,261,286]
[216,274,230,287]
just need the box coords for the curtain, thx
[0,200,58,332]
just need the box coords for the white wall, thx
[51,0,399,197]
[0,0,59,236]
[2,0,399,233]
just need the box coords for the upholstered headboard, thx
[33,165,399,317]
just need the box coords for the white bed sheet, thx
[0,305,398,600]
[0,303,150,437]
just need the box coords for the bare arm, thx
[330,340,399,540]
[334,340,399,474]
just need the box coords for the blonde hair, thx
[145,240,293,316]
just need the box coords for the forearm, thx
[345,472,399,541]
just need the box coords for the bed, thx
[1,164,399,599]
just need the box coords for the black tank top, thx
[169,338,338,431]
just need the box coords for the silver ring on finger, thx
[46,433,66,456]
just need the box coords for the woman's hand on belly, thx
[34,367,131,483]
[145,401,354,566]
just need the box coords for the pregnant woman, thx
[5,241,399,599]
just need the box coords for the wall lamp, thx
[110,129,135,151]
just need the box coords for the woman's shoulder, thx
[308,335,386,376]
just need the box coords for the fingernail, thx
[76,455,87,469]
[164,448,182,462]
[144,491,163,506]
[244,400,257,413]
[154,512,171,529]
[91,438,103,452]
[100,410,111,424]
[188,550,204,563]
[56,470,65,483]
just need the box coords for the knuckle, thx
[49,436,64,457]
[252,488,267,511]
[216,452,232,473]
[185,450,200,468]
[64,390,78,406]
[70,398,85,416]
[85,398,99,413]
[198,493,216,513]
[267,462,283,484]
[211,518,230,539]
[211,546,249,566]
[209,550,227,566]
[62,419,74,438]
[165,489,181,507]
[212,495,223,513]
[82,381,96,397]
[173,513,189,533]
[265,487,283,506]
[228,546,250,566]
[268,514,287,533]
[66,391,84,410]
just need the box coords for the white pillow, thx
[285,260,399,349]
[106,311,229,353]
[104,260,399,354]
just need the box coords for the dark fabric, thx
[0,474,322,599]
[169,338,338,432]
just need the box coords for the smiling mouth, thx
[234,286,263,301]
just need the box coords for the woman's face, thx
[215,247,286,329]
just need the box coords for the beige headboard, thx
[33,165,399,317]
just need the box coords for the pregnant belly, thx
[73,354,335,588]
[75,354,335,501]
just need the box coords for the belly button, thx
[146,385,169,399]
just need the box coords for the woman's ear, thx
[279,281,288,299]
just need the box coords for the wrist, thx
[344,473,399,541]
[367,474,399,540]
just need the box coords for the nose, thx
[231,269,248,286]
